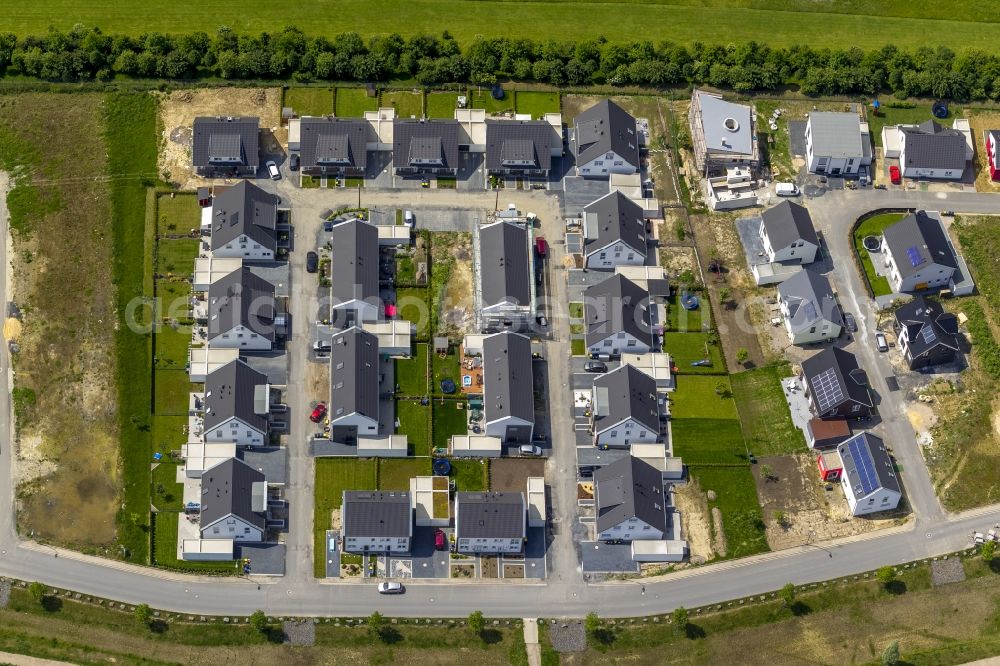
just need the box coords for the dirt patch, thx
[432,232,474,337]
[560,95,603,123]
[673,477,714,562]
[659,245,698,276]
[710,506,728,557]
[502,563,524,579]
[451,563,475,578]
[480,555,499,578]
[157,88,282,189]
[305,358,329,405]
[489,458,545,492]
[968,110,1000,192]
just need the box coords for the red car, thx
[434,529,447,550]
[889,165,901,185]
[534,236,548,258]
[309,402,327,423]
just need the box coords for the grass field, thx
[382,90,424,118]
[284,87,334,116]
[514,91,560,119]
[156,238,198,276]
[868,103,964,148]
[396,399,432,456]
[156,192,199,236]
[469,87,514,115]
[153,369,193,415]
[666,292,707,332]
[334,87,378,117]
[731,363,806,457]
[378,458,432,490]
[691,465,768,558]
[150,462,183,512]
[396,342,430,396]
[151,512,237,573]
[671,419,748,465]
[397,287,432,339]
[154,325,190,369]
[853,212,906,297]
[431,346,462,394]
[9,1,1000,49]
[449,458,489,492]
[670,376,738,420]
[426,90,466,119]
[150,415,187,458]
[432,399,469,452]
[313,458,377,577]
[663,332,726,375]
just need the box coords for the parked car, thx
[584,361,608,373]
[306,251,319,273]
[843,312,857,333]
[889,165,901,185]
[535,314,548,327]
[403,210,415,228]
[289,153,300,171]
[434,529,447,551]
[322,220,334,233]
[775,182,799,197]
[519,444,542,457]
[309,402,327,423]
[875,332,889,352]
[266,160,280,180]
[534,236,548,258]
[377,582,405,594]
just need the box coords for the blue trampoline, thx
[432,459,452,476]
[681,292,700,310]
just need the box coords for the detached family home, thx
[328,326,381,437]
[202,359,270,447]
[582,190,648,270]
[299,116,368,177]
[892,297,960,370]
[573,100,641,177]
[759,201,820,265]
[584,274,655,357]
[591,364,662,448]
[777,270,843,345]
[484,119,555,180]
[882,120,968,180]
[392,119,460,176]
[837,432,901,516]
[455,492,526,554]
[200,458,268,542]
[804,111,872,176]
[192,116,260,178]
[209,180,279,261]
[880,211,959,294]
[482,331,535,444]
[207,267,277,350]
[477,219,534,331]
[688,89,759,173]
[594,455,668,542]
[329,219,380,323]
[802,346,873,419]
[341,491,413,554]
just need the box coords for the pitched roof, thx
[209,180,278,251]
[692,90,755,156]
[393,120,460,169]
[341,491,411,538]
[192,116,260,168]
[329,327,380,423]
[584,274,652,347]
[592,365,660,434]
[456,492,526,539]
[760,201,819,251]
[900,122,967,171]
[583,190,647,257]
[485,120,553,171]
[807,112,863,158]
[838,432,900,497]
[593,455,667,534]
[574,100,640,169]
[203,360,269,433]
[208,267,276,341]
[329,219,379,307]
[483,332,534,425]
[480,220,531,309]
[894,297,959,358]
[200,458,266,532]
[300,117,368,170]
[882,211,958,280]
[778,270,843,334]
[801,347,872,413]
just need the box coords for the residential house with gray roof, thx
[777,270,843,345]
[583,191,648,269]
[688,90,759,173]
[393,119,460,176]
[880,211,959,293]
[299,117,368,176]
[477,219,534,331]
[200,458,268,542]
[203,359,270,447]
[485,119,555,179]
[883,120,967,180]
[192,116,260,178]
[594,455,668,541]
[892,297,959,370]
[207,267,277,351]
[584,274,655,356]
[759,201,820,265]
[837,432,901,516]
[482,331,534,444]
[801,347,873,420]
[328,326,381,437]
[330,219,380,324]
[455,492,526,553]
[209,181,279,261]
[591,365,662,448]
[805,111,872,176]
[573,100,641,177]
[341,491,413,553]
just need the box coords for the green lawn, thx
[666,292,707,332]
[378,458,431,490]
[432,399,469,452]
[156,278,191,318]
[153,324,190,369]
[396,399,432,456]
[868,103,964,147]
[449,458,488,492]
[469,87,514,115]
[853,212,906,297]
[431,345,462,395]
[671,419,748,465]
[663,332,726,375]
[285,87,334,116]
[397,287,431,340]
[153,369,192,416]
[731,363,806,456]
[301,174,321,188]
[151,512,238,573]
[568,302,584,319]
[395,342,429,396]
[156,238,198,277]
[426,90,466,119]
[156,192,199,236]
[689,465,769,559]
[150,462,184,512]
[514,90,560,119]
[670,375,739,419]
[396,253,416,283]
[754,100,794,179]
[381,90,424,118]
[150,415,187,458]
[334,87,377,117]
[314,458,377,577]
[571,339,586,356]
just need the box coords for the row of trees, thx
[3,25,1000,100]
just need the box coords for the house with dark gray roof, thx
[329,219,380,323]
[482,332,534,443]
[759,201,820,265]
[573,100,641,177]
[328,326,380,437]
[594,455,668,541]
[477,219,534,331]
[837,432,901,516]
[455,492,526,553]
[393,119,460,175]
[893,297,959,370]
[591,365,662,448]
[688,90,759,173]
[203,360,270,446]
[880,211,959,293]
[341,491,413,553]
[583,191,648,269]
[882,120,967,180]
[804,111,872,176]
[207,267,277,351]
[209,181,278,261]
[485,119,554,178]
[584,274,655,356]
[777,270,843,345]
[192,116,260,177]
[299,117,368,176]
[200,458,268,542]
[801,347,873,420]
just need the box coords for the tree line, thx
[1,25,1000,101]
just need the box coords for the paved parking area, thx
[788,120,808,158]
[580,541,639,574]
[245,353,289,386]
[562,176,610,217]
[238,543,287,576]
[457,153,485,191]
[408,527,451,579]
[324,530,340,578]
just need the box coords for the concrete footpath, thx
[523,617,541,666]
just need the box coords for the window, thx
[852,404,861,413]
[626,339,636,347]
[246,431,252,438]
[610,431,618,438]
[244,527,251,534]
[639,431,646,438]
[642,525,651,531]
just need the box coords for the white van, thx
[775,182,799,197]
[403,210,414,228]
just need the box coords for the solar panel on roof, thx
[919,324,937,344]
[847,436,880,496]
[810,367,845,413]
[906,245,925,268]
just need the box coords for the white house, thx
[759,201,820,265]
[837,433,901,516]
[591,365,662,448]
[573,100,641,177]
[341,491,412,554]
[208,180,279,261]
[583,190,648,269]
[882,120,967,180]
[202,360,270,446]
[584,274,655,357]
[328,327,380,436]
[482,331,535,443]
[455,492,526,554]
[207,267,277,351]
[330,219,380,324]
[594,455,668,542]
[777,270,843,345]
[880,211,959,293]
[804,111,872,176]
[688,89,759,173]
[199,458,267,542]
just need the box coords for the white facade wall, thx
[203,417,266,447]
[484,415,534,440]
[881,241,955,293]
[780,300,841,345]
[328,410,379,436]
[841,478,901,516]
[343,535,410,553]
[211,233,274,261]
[456,536,524,554]
[597,516,663,542]
[332,299,379,324]
[210,325,272,351]
[760,222,818,264]
[594,418,657,448]
[201,515,263,542]
[578,151,636,178]
[585,240,645,269]
[587,332,651,357]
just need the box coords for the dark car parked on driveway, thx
[843,312,857,332]
[584,361,608,373]
[306,251,319,273]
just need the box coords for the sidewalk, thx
[523,618,540,666]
